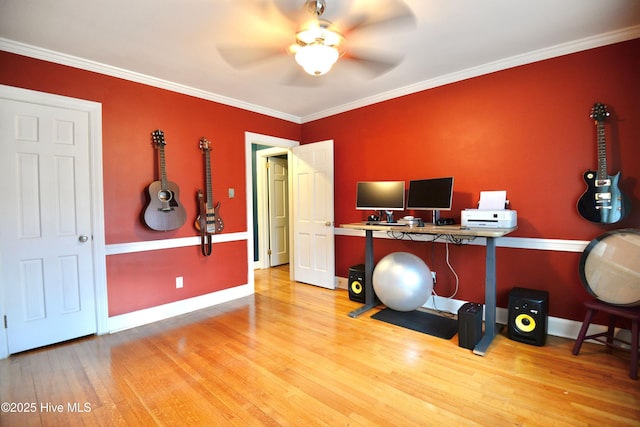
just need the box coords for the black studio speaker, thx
[458,302,483,350]
[348,264,366,303]
[508,287,549,346]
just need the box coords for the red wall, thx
[302,39,640,321]
[0,51,300,316]
[2,38,638,322]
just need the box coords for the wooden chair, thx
[572,300,640,380]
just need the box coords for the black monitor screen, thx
[406,177,454,210]
[356,181,405,211]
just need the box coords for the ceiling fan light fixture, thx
[293,19,344,76]
[295,43,339,76]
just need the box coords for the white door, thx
[268,157,289,266]
[0,98,97,354]
[291,140,335,289]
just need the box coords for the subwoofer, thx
[348,264,366,303]
[508,287,549,346]
[458,302,483,350]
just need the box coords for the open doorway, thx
[255,147,290,269]
[244,132,298,290]
[244,132,336,291]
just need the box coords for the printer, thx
[461,190,517,228]
[461,209,517,228]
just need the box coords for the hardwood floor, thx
[1,265,639,426]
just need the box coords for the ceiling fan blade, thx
[344,51,403,78]
[270,0,309,24]
[341,0,416,34]
[217,45,286,69]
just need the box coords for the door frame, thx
[0,84,107,359]
[245,132,298,288]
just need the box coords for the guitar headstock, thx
[199,137,211,152]
[151,129,166,147]
[590,103,610,123]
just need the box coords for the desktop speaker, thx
[348,264,366,303]
[507,287,549,346]
[458,302,483,350]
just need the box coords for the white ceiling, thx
[1,0,639,123]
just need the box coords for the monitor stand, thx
[384,210,396,223]
[432,210,440,225]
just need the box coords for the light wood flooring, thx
[1,265,638,426]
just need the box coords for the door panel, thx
[268,157,289,266]
[291,140,335,289]
[0,98,96,354]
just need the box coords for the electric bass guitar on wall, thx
[577,103,628,224]
[143,130,187,231]
[195,137,224,255]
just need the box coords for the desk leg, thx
[348,229,377,318]
[473,236,497,356]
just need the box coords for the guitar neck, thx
[158,144,168,188]
[205,149,214,210]
[596,121,608,180]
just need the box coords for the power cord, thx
[430,241,460,316]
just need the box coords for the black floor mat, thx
[371,308,458,340]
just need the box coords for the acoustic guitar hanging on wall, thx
[195,137,224,256]
[577,102,629,224]
[143,130,187,231]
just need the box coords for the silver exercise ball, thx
[373,252,434,312]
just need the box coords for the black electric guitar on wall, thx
[143,130,187,231]
[195,137,224,255]
[577,103,628,224]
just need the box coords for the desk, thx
[340,223,517,356]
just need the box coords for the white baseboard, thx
[108,279,610,343]
[107,284,253,333]
[114,274,609,343]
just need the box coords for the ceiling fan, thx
[217,0,416,81]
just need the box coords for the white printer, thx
[461,209,517,228]
[461,190,518,228]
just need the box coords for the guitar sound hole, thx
[157,189,174,203]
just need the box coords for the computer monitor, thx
[406,177,454,223]
[356,181,405,222]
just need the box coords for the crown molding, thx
[2,25,639,125]
[301,25,640,123]
[0,38,302,124]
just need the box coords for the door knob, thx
[325,221,333,227]
[78,235,89,243]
